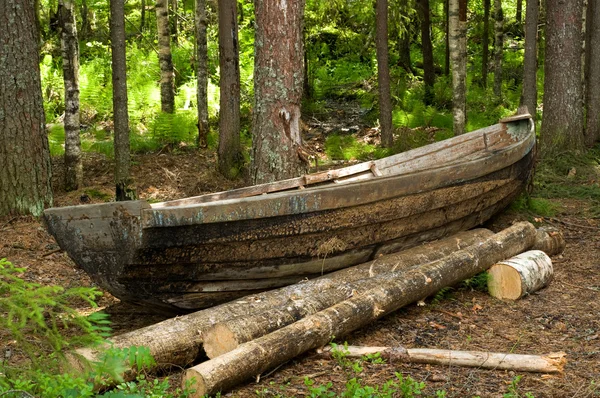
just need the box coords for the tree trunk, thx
[482,0,490,87]
[584,0,600,146]
[59,0,83,192]
[541,0,584,157]
[171,0,178,47]
[516,0,523,26]
[202,230,494,358]
[417,0,435,105]
[318,345,566,373]
[0,0,53,217]
[156,0,175,114]
[110,0,135,201]
[445,0,450,76]
[521,0,539,122]
[183,222,538,397]
[488,250,553,300]
[395,0,414,74]
[493,0,504,100]
[531,226,566,255]
[449,0,467,135]
[376,0,394,147]
[218,0,242,178]
[251,0,307,183]
[80,0,91,40]
[140,0,146,32]
[195,0,209,148]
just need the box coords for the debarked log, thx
[183,222,538,397]
[317,345,566,373]
[68,229,494,378]
[487,250,554,300]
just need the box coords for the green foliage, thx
[48,124,66,156]
[509,195,560,218]
[461,272,490,292]
[503,375,535,398]
[40,54,65,121]
[324,134,391,161]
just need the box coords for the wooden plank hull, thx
[44,117,535,313]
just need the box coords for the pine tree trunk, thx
[541,0,584,157]
[156,0,175,114]
[195,0,209,148]
[110,0,135,201]
[376,0,394,147]
[184,222,538,397]
[493,0,504,100]
[584,0,600,146]
[218,0,242,178]
[418,0,435,105]
[482,0,490,87]
[449,0,467,135]
[0,0,53,216]
[59,0,83,192]
[251,0,307,183]
[521,0,538,121]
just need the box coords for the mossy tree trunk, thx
[520,0,538,121]
[156,0,175,114]
[59,0,83,192]
[110,0,135,201]
[195,0,209,148]
[584,0,600,147]
[449,0,467,135]
[218,0,243,179]
[376,0,394,147]
[541,0,584,157]
[417,0,435,105]
[0,0,53,217]
[251,0,308,183]
[493,0,504,100]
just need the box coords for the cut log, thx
[531,226,565,255]
[183,222,538,397]
[487,250,553,300]
[68,229,494,377]
[317,345,566,373]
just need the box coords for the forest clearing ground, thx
[1,108,599,397]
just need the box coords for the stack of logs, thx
[71,222,566,397]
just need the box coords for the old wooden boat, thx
[44,114,535,313]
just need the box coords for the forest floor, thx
[1,103,599,397]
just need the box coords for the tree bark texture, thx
[251,0,308,184]
[218,0,242,178]
[0,0,53,217]
[202,230,495,358]
[110,0,134,201]
[69,229,495,382]
[493,0,504,99]
[449,0,467,135]
[59,0,83,192]
[395,0,414,74]
[170,0,178,46]
[156,0,175,114]
[183,222,539,397]
[445,0,450,76]
[318,345,566,373]
[516,0,523,25]
[417,0,435,105]
[521,0,539,121]
[584,0,600,146]
[488,250,553,300]
[376,0,394,147]
[195,0,209,148]
[482,0,490,87]
[541,0,584,156]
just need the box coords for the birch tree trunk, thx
[218,0,242,178]
[251,0,307,183]
[493,0,504,100]
[376,0,394,147]
[195,0,209,148]
[521,0,539,122]
[0,0,53,216]
[541,0,584,156]
[59,0,83,192]
[110,0,135,201]
[156,0,175,114]
[449,0,467,135]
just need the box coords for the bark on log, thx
[531,226,565,255]
[69,229,493,376]
[183,222,538,397]
[202,229,494,358]
[487,250,553,300]
[317,345,566,373]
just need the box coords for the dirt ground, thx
[1,111,599,397]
